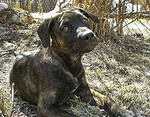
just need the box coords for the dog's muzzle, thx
[76,27,98,52]
[77,28,95,40]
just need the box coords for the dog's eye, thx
[82,18,88,23]
[62,26,68,32]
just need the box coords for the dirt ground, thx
[0,22,150,117]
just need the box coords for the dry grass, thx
[71,0,150,37]
[0,0,150,116]
[0,22,150,117]
[71,0,115,37]
[82,34,150,116]
[0,83,12,116]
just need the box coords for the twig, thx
[9,83,15,117]
[122,18,137,28]
[11,83,15,102]
[137,19,150,30]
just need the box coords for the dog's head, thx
[37,8,99,59]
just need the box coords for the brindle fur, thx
[10,9,135,117]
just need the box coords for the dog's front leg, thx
[37,91,78,117]
[74,71,135,117]
[74,70,97,105]
[91,89,136,117]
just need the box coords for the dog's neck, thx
[51,48,83,77]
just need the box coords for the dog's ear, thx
[78,8,99,23]
[37,19,54,48]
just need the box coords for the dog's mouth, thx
[72,27,98,53]
[72,36,98,53]
[86,37,98,51]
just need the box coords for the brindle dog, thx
[10,9,135,117]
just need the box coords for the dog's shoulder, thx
[14,50,38,62]
[33,48,64,69]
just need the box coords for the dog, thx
[10,8,135,117]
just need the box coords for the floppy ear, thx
[37,19,54,48]
[78,8,99,23]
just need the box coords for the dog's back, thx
[10,52,39,104]
[10,47,79,105]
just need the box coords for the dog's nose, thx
[81,32,94,40]
[77,28,95,40]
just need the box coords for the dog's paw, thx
[120,109,136,117]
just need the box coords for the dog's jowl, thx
[10,9,135,117]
